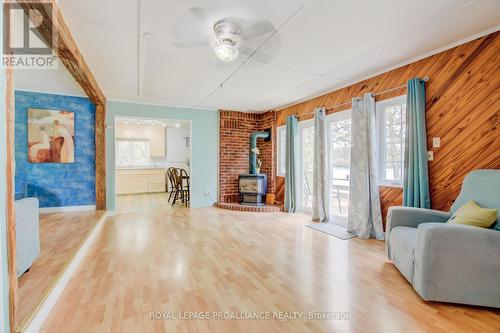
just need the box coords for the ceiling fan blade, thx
[242,21,275,40]
[170,7,210,49]
[143,32,208,48]
[172,40,208,49]
[189,7,208,22]
[240,47,273,64]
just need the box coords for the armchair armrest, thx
[413,223,500,307]
[15,198,40,276]
[386,206,451,235]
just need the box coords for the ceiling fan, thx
[170,7,276,63]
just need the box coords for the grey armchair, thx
[386,169,500,308]
[15,198,40,277]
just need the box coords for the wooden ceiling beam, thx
[15,0,106,106]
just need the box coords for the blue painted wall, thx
[1,6,10,331]
[15,91,96,208]
[106,101,219,210]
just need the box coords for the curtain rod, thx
[293,76,429,117]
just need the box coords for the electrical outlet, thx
[204,191,211,197]
[432,137,440,148]
[427,151,434,161]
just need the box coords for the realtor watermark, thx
[149,311,351,321]
[2,1,58,69]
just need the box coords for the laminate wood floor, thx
[117,192,186,214]
[16,210,105,328]
[40,196,500,332]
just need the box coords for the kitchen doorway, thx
[114,116,191,212]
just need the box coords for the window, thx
[328,110,352,226]
[277,126,286,176]
[116,139,150,167]
[376,95,407,186]
[296,111,352,224]
[298,120,314,211]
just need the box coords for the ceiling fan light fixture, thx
[214,43,239,62]
[212,20,241,62]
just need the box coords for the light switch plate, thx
[432,137,440,148]
[428,151,434,161]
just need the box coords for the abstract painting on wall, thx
[28,108,75,163]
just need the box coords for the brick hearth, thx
[215,202,282,212]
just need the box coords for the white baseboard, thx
[22,211,108,333]
[39,205,96,213]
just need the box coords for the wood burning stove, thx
[239,174,267,206]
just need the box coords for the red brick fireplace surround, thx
[219,110,276,203]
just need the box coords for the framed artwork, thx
[28,108,75,163]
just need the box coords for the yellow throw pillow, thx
[448,200,497,228]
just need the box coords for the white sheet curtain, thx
[347,93,384,240]
[312,107,330,222]
[284,116,299,213]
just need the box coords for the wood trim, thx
[6,0,108,329]
[15,1,105,105]
[15,0,107,209]
[6,64,17,333]
[95,104,106,210]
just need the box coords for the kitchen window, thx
[116,138,150,167]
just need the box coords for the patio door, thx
[298,120,314,213]
[327,110,352,227]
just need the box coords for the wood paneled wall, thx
[275,31,500,220]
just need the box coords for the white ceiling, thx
[15,0,500,112]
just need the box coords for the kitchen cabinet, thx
[116,168,166,194]
[150,126,165,157]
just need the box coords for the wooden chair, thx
[166,167,177,202]
[179,168,190,207]
[170,168,182,206]
[169,168,190,207]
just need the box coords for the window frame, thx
[376,95,407,188]
[276,125,286,177]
